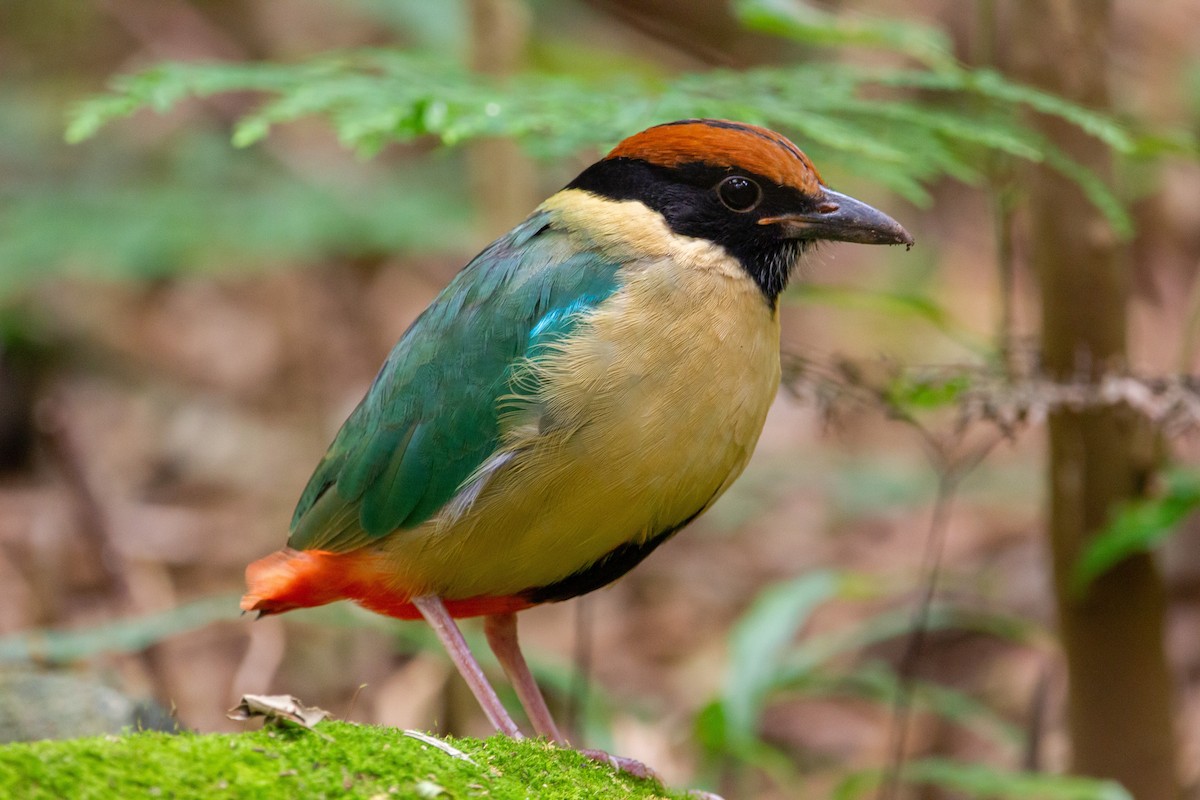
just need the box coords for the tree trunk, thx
[1011,3,1178,797]
[468,0,536,237]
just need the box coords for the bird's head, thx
[566,119,913,304]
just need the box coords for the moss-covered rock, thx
[0,722,693,799]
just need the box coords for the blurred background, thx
[3,1,1200,798]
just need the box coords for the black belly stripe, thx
[521,505,709,605]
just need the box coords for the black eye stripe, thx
[564,158,807,304]
[717,175,762,212]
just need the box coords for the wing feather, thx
[287,208,624,552]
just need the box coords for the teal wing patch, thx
[287,209,624,552]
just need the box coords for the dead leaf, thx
[227,694,331,730]
[414,779,447,798]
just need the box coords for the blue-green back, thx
[287,209,624,552]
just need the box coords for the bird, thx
[241,118,912,774]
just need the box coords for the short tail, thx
[242,547,537,621]
[241,548,358,616]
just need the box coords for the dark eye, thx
[716,175,762,212]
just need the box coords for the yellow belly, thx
[374,195,783,599]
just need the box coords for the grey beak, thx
[762,187,914,247]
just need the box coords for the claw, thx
[579,748,662,783]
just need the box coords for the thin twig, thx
[1177,257,1200,371]
[993,189,1018,376]
[876,471,957,800]
[35,392,180,705]
[876,434,1002,800]
[1023,662,1053,771]
[782,351,1200,437]
[35,396,133,606]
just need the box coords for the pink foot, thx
[579,748,661,782]
[577,747,725,798]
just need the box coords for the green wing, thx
[287,209,624,552]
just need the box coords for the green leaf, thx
[885,371,972,411]
[733,0,957,70]
[1128,129,1200,159]
[692,700,729,753]
[836,758,1132,800]
[1042,147,1135,238]
[721,571,843,749]
[62,49,1138,228]
[1073,469,1200,593]
[881,68,1135,154]
[778,603,1038,679]
[0,595,240,663]
[787,661,1024,747]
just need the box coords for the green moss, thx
[0,722,691,799]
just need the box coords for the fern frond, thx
[65,28,1136,232]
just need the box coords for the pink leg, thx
[412,595,522,739]
[484,613,565,743]
[483,613,661,783]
